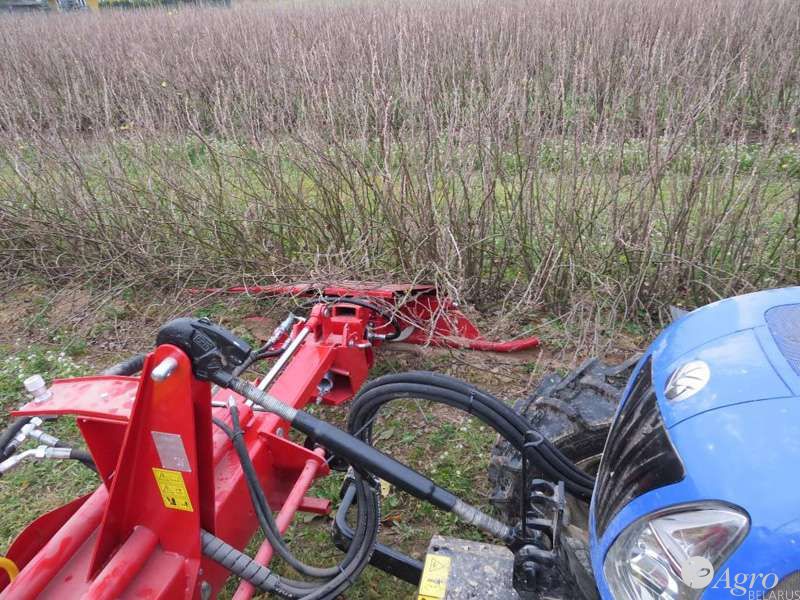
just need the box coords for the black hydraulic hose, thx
[67,448,97,471]
[358,374,595,493]
[211,413,381,599]
[233,348,284,378]
[225,405,353,580]
[254,348,284,360]
[355,371,595,487]
[357,371,593,484]
[211,417,317,580]
[50,441,97,472]
[0,417,32,458]
[101,354,146,377]
[201,529,299,598]
[293,471,380,600]
[215,407,376,585]
[272,471,380,600]
[333,480,423,585]
[0,419,97,471]
[348,372,594,499]
[353,387,591,497]
[350,383,572,488]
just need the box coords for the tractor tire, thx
[487,355,640,523]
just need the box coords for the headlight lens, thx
[603,503,749,600]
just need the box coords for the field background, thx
[0,0,798,597]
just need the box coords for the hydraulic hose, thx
[351,372,594,493]
[292,472,379,600]
[223,375,514,543]
[0,418,96,471]
[215,405,366,581]
[212,406,381,599]
[0,417,32,458]
[101,354,146,377]
[200,529,293,596]
[347,371,595,499]
[64,447,97,471]
[359,371,594,486]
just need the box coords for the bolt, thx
[151,357,178,382]
[276,427,285,437]
[199,581,212,600]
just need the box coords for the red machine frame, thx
[195,283,540,353]
[0,286,538,599]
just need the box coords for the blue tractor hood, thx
[649,287,800,428]
[590,287,800,599]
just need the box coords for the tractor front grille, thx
[593,356,685,537]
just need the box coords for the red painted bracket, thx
[191,282,540,353]
[3,345,334,599]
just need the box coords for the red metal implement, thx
[0,290,535,599]
[0,305,394,599]
[193,282,540,353]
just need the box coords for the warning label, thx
[417,553,451,599]
[152,467,194,512]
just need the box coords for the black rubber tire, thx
[488,355,639,522]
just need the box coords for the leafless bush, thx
[0,0,798,336]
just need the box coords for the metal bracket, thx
[513,436,566,599]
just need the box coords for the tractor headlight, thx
[603,503,749,600]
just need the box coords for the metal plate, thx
[418,536,519,600]
[151,431,191,472]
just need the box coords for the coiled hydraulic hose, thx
[213,404,377,581]
[212,405,381,599]
[347,371,595,499]
[200,529,279,592]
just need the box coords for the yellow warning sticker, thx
[417,553,451,599]
[152,467,194,512]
